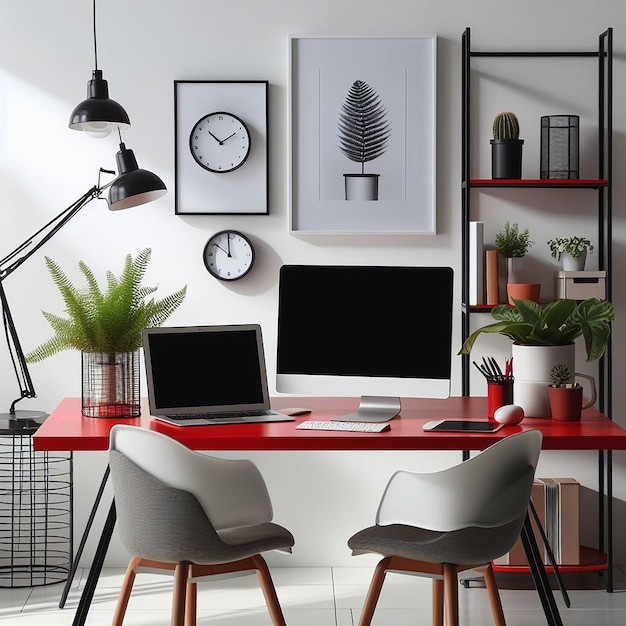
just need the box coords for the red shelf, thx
[469,178,608,188]
[493,545,607,574]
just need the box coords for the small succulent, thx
[550,364,572,388]
[547,236,593,261]
[493,111,520,140]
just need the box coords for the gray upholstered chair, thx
[348,429,543,626]
[108,425,294,626]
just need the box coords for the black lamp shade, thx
[69,70,131,136]
[108,143,167,210]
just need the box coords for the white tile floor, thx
[1,566,626,625]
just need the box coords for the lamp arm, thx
[0,183,109,415]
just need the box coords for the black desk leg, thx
[520,513,563,626]
[71,501,117,626]
[59,466,110,609]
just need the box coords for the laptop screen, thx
[142,324,271,416]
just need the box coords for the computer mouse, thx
[280,407,312,416]
[494,404,525,425]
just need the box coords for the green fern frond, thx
[25,248,187,362]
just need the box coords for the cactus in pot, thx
[491,111,524,179]
[493,111,520,140]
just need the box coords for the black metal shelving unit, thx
[460,27,614,590]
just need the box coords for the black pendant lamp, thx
[69,0,130,137]
[108,140,167,210]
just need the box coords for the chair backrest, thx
[376,430,542,532]
[109,425,273,529]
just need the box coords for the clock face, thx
[189,112,251,173]
[203,230,255,281]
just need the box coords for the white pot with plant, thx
[459,298,613,417]
[495,221,538,303]
[547,236,593,271]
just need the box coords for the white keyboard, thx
[296,420,390,433]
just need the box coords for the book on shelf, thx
[485,248,499,306]
[494,477,580,566]
[469,221,484,305]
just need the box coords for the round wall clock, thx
[189,112,251,173]
[203,230,255,281]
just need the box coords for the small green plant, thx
[495,221,534,258]
[493,111,520,140]
[550,364,572,387]
[547,236,593,261]
[26,248,187,361]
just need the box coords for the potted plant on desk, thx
[458,298,613,417]
[26,248,187,418]
[547,364,595,421]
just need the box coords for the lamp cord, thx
[92,0,98,70]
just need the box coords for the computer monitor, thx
[276,265,454,422]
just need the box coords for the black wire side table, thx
[0,415,72,587]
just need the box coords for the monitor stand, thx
[331,396,401,423]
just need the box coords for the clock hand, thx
[221,132,237,143]
[212,243,229,255]
[208,131,224,145]
[226,233,232,257]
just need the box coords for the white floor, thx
[1,566,626,625]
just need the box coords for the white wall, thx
[1,0,625,567]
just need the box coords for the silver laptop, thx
[142,324,294,426]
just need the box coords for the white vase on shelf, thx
[561,250,587,271]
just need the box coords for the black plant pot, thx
[490,139,524,179]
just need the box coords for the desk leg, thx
[59,466,110,609]
[520,513,563,626]
[71,501,117,626]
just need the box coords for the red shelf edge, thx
[493,545,607,574]
[470,178,608,187]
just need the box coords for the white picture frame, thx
[289,36,437,234]
[174,80,268,215]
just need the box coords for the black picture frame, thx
[174,80,269,215]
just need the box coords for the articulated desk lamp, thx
[0,140,166,429]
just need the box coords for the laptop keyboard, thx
[165,409,278,421]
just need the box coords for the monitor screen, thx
[276,265,454,420]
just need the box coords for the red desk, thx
[33,396,626,626]
[33,395,626,452]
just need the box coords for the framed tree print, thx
[289,36,437,234]
[175,80,269,215]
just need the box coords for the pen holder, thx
[487,379,514,419]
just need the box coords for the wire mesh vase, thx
[81,350,140,418]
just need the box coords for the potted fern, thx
[491,111,524,179]
[338,79,391,201]
[26,248,187,418]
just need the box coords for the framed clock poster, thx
[174,80,268,215]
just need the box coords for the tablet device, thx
[422,420,504,432]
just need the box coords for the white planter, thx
[561,249,587,271]
[512,344,575,418]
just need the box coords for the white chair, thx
[108,425,294,626]
[348,430,543,626]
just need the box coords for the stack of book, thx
[495,477,580,566]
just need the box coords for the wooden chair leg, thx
[443,564,459,626]
[112,556,142,626]
[184,580,197,626]
[172,562,189,626]
[358,557,391,626]
[252,555,287,626]
[432,578,444,626]
[481,563,506,626]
